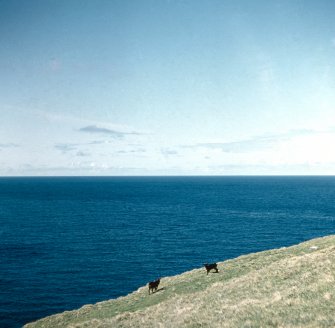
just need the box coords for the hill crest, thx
[25,235,335,327]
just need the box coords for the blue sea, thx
[1,176,335,327]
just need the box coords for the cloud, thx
[116,148,146,154]
[76,151,90,157]
[0,143,19,149]
[183,137,277,153]
[54,143,79,153]
[79,125,143,138]
[161,148,178,155]
[54,140,117,157]
[8,163,153,176]
[54,140,112,154]
[89,140,108,145]
[182,129,318,153]
[79,125,124,137]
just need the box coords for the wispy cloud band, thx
[0,143,19,148]
[182,129,318,153]
[79,125,143,138]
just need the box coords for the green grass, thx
[25,235,335,327]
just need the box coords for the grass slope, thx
[25,235,335,328]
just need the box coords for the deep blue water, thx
[1,176,335,327]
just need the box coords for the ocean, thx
[1,176,335,327]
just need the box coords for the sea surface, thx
[1,176,335,327]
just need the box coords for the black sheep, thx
[148,278,160,294]
[204,263,219,275]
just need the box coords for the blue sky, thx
[1,0,335,175]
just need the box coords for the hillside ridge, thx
[25,235,335,327]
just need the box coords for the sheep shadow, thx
[151,287,165,294]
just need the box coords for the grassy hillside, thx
[25,235,335,327]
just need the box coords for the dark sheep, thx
[148,278,160,294]
[204,263,219,275]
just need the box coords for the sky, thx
[1,0,335,176]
